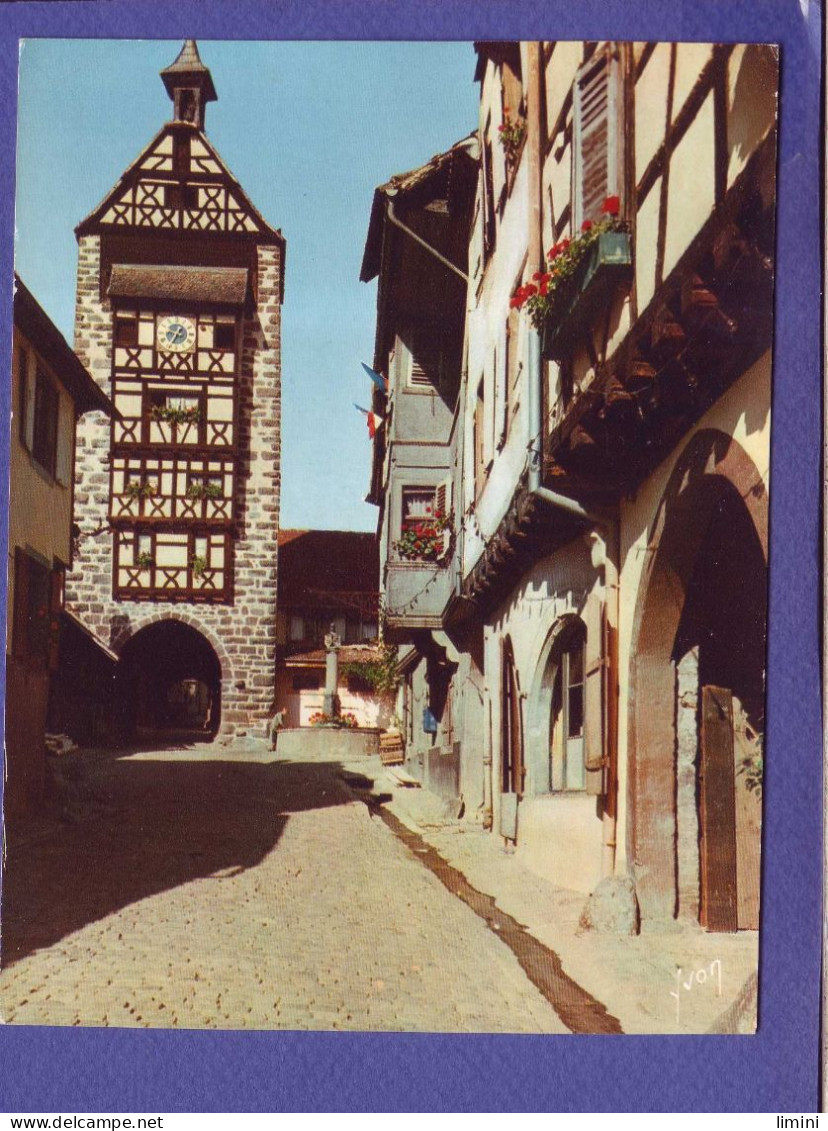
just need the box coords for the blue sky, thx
[14,38,479,532]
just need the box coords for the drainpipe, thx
[524,45,605,526]
[526,330,606,522]
[384,196,470,284]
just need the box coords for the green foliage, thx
[191,554,208,579]
[512,211,628,332]
[392,511,450,562]
[136,551,153,570]
[151,403,201,426]
[125,479,156,500]
[343,640,400,696]
[497,112,525,163]
[187,480,223,501]
[737,748,763,799]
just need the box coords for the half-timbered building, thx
[366,41,775,947]
[67,41,285,739]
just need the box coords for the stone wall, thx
[66,235,283,739]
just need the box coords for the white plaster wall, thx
[274,670,386,730]
[614,350,771,870]
[484,535,604,892]
[463,154,530,576]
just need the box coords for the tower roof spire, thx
[160,39,217,129]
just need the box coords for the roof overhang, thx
[13,276,113,416]
[360,133,479,283]
[108,264,250,307]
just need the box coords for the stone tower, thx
[67,41,284,739]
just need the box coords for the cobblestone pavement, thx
[0,746,568,1032]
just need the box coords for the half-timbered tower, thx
[67,41,285,739]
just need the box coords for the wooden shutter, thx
[409,329,442,389]
[435,475,453,557]
[56,403,73,486]
[572,47,621,229]
[583,592,608,796]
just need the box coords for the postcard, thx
[0,12,821,1115]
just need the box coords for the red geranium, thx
[581,220,593,232]
[601,195,620,215]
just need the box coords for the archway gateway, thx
[114,618,223,738]
[628,429,767,930]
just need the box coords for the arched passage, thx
[628,429,768,929]
[115,618,223,739]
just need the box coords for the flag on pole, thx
[361,362,388,391]
[353,403,384,438]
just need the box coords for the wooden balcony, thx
[541,231,633,361]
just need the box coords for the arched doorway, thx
[115,619,223,739]
[628,429,767,929]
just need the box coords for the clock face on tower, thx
[157,315,197,353]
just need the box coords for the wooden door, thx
[699,685,738,931]
[500,643,523,839]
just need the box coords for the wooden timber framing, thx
[543,131,775,495]
[457,127,774,621]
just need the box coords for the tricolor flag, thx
[354,403,384,438]
[361,362,388,391]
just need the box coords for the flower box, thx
[541,231,632,360]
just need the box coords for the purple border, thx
[0,0,821,1113]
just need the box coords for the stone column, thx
[675,647,700,921]
[323,624,341,718]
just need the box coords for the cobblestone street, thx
[0,744,569,1032]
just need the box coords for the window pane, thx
[568,683,584,738]
[402,488,435,524]
[32,369,59,476]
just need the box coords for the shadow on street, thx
[1,755,353,967]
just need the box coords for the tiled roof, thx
[160,40,218,104]
[162,40,209,75]
[108,264,249,306]
[284,644,382,667]
[278,529,379,608]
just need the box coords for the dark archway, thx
[628,429,768,926]
[115,618,222,739]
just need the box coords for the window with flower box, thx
[396,481,452,563]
